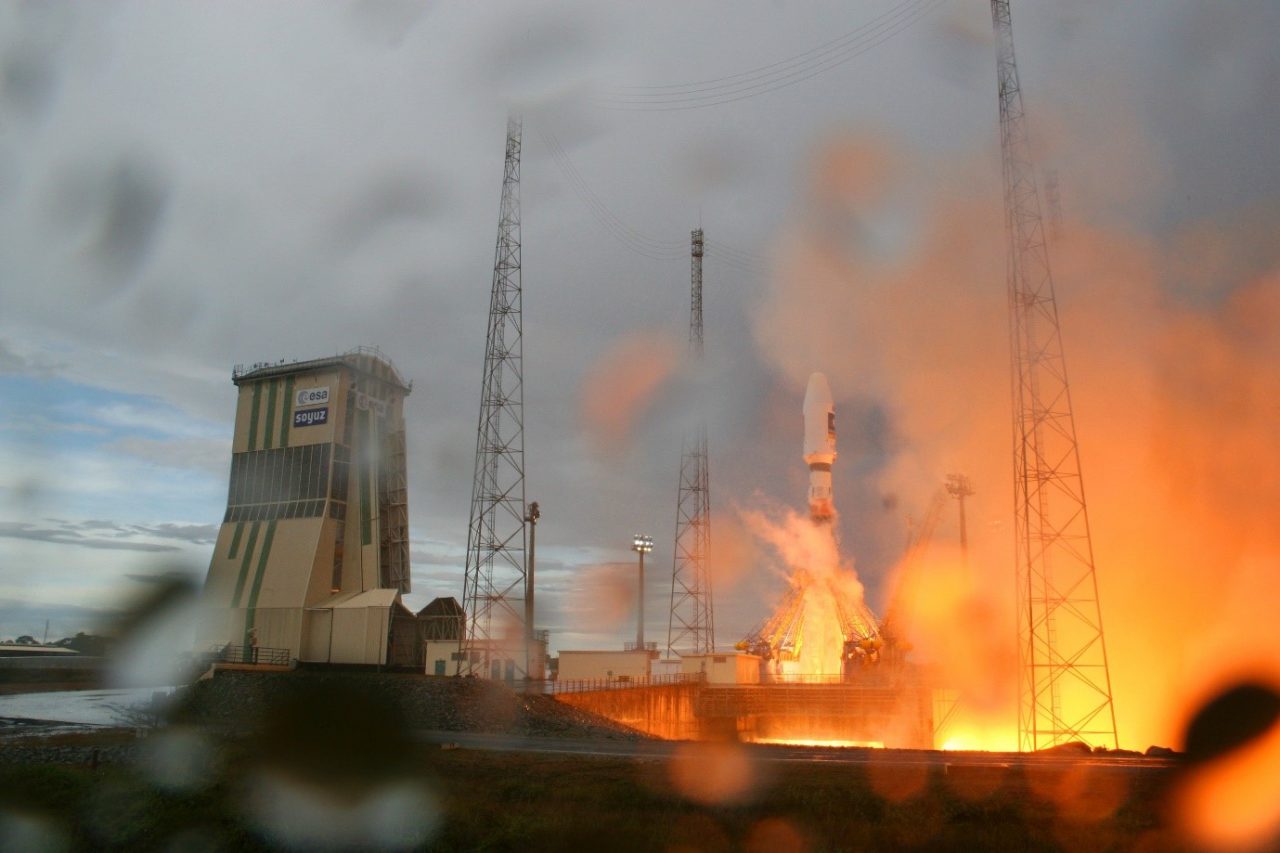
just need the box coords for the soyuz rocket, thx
[803,372,836,522]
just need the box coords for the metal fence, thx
[536,672,705,695]
[210,644,291,667]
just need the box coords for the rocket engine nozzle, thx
[803,372,836,522]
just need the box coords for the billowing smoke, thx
[579,328,681,453]
[750,128,1280,750]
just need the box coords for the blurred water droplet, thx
[245,773,440,851]
[667,741,755,805]
[138,726,215,792]
[0,811,69,853]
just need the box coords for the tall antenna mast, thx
[991,2,1117,750]
[667,228,715,656]
[459,116,528,678]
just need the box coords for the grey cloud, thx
[334,169,455,249]
[345,0,434,48]
[107,437,230,476]
[486,10,596,95]
[0,339,65,377]
[0,520,180,552]
[127,522,219,546]
[46,154,170,284]
[91,158,170,279]
[409,548,463,568]
[57,519,217,547]
[1,45,56,120]
[0,339,26,374]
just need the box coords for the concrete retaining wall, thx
[555,683,701,740]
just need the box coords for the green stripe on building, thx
[264,380,279,449]
[359,410,373,546]
[231,521,262,607]
[279,376,295,448]
[242,519,278,647]
[227,521,245,559]
[247,383,263,451]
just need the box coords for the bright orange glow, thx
[1175,709,1280,849]
[939,725,1018,753]
[752,738,883,749]
[749,127,1280,756]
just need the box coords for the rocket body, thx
[803,372,837,522]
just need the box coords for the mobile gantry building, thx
[199,348,418,667]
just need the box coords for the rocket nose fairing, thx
[803,372,836,521]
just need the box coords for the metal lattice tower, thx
[991,2,1117,750]
[459,116,529,678]
[667,228,716,656]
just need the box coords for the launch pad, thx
[555,669,937,749]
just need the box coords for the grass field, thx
[0,733,1186,852]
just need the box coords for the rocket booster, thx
[803,372,836,522]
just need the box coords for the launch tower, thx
[458,116,534,680]
[991,0,1117,749]
[666,229,715,657]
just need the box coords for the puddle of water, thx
[0,686,176,727]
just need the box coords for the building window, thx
[223,444,331,522]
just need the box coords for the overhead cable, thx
[594,0,946,111]
[540,131,771,276]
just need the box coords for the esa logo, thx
[296,387,330,406]
[294,407,328,427]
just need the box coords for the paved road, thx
[414,730,1179,771]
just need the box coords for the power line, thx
[706,239,769,267]
[594,0,946,111]
[705,246,768,277]
[539,130,687,260]
[615,0,933,93]
[540,130,769,275]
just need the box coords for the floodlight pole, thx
[525,501,540,679]
[632,535,654,650]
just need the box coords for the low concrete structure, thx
[558,649,653,682]
[680,652,762,685]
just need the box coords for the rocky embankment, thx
[178,669,646,740]
[0,671,647,766]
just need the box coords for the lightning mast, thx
[667,229,715,656]
[991,2,1117,749]
[459,116,528,678]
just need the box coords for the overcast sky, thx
[1,0,1277,742]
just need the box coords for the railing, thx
[623,641,659,652]
[539,672,704,695]
[759,672,928,687]
[211,644,291,667]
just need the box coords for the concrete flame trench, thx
[555,681,934,748]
